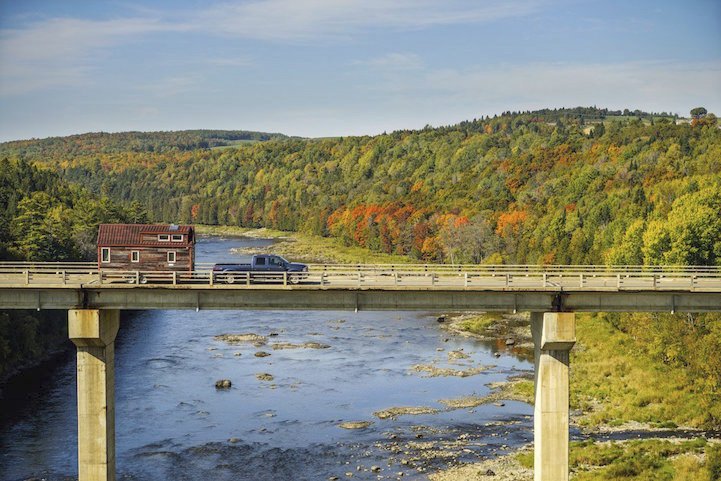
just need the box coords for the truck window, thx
[256,257,266,266]
[270,256,282,266]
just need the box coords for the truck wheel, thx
[226,274,236,284]
[139,274,148,284]
[289,274,300,285]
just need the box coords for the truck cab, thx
[213,255,308,284]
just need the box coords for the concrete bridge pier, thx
[69,309,119,481]
[531,312,576,481]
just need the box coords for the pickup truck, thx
[213,254,309,284]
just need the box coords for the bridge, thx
[3,262,721,481]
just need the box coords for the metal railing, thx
[305,263,721,274]
[0,262,720,291]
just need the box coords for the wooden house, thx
[97,224,195,271]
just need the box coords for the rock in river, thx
[270,342,331,350]
[373,406,440,420]
[214,333,267,345]
[411,364,491,378]
[447,350,470,360]
[338,421,373,430]
[256,373,274,381]
[215,379,232,389]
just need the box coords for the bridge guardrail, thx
[305,263,721,274]
[2,262,720,275]
[0,263,720,291]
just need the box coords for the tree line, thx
[17,107,718,267]
[2,106,721,425]
[0,129,288,159]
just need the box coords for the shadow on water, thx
[0,344,74,428]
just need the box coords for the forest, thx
[1,106,721,425]
[0,158,139,378]
[0,129,288,159]
[6,107,717,267]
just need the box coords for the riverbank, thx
[428,312,721,479]
[441,311,719,431]
[197,226,721,479]
[428,437,721,481]
[195,225,413,264]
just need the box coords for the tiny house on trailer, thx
[97,224,195,272]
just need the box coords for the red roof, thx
[97,224,194,247]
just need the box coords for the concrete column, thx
[69,309,120,481]
[531,312,576,481]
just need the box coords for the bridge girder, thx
[1,287,720,312]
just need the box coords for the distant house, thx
[97,224,195,271]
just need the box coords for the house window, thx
[101,247,111,263]
[131,251,140,263]
[158,234,170,241]
[171,234,183,242]
[167,251,176,264]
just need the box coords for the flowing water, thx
[0,237,535,481]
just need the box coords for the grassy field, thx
[454,312,712,430]
[603,115,681,124]
[195,225,291,238]
[569,313,710,429]
[516,438,721,481]
[455,314,502,335]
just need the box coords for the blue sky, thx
[0,0,720,141]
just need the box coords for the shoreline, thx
[425,312,721,479]
[188,226,721,479]
[197,225,414,264]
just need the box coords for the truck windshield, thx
[269,256,286,266]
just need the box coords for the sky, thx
[0,0,720,141]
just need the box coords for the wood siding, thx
[97,246,193,272]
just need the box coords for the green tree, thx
[11,192,57,260]
[11,193,79,261]
[127,201,149,224]
[643,187,721,265]
[606,220,645,265]
[690,107,707,119]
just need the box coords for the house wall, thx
[98,246,193,271]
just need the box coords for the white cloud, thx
[136,106,161,117]
[207,57,254,67]
[0,0,543,94]
[0,16,189,95]
[201,0,542,41]
[354,52,423,70]
[140,74,205,98]
[369,60,721,120]
[2,1,720,140]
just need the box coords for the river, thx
[0,236,534,481]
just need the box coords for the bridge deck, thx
[0,263,720,312]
